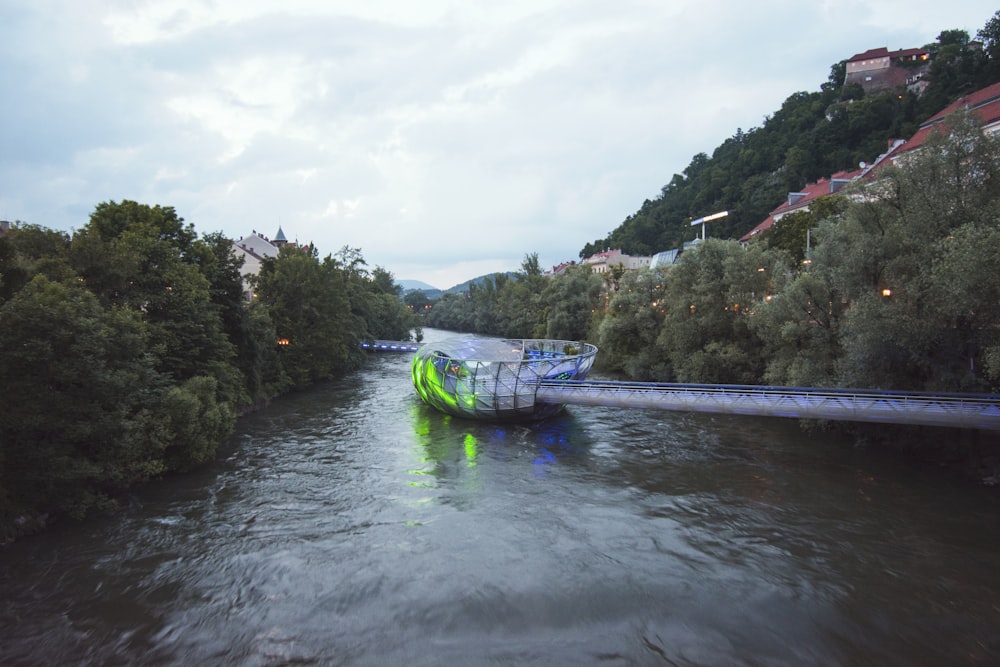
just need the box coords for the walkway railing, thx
[535,380,1000,431]
[361,339,423,352]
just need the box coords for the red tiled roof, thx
[740,170,860,242]
[923,80,1000,126]
[891,81,1000,159]
[849,47,890,62]
[743,81,1000,243]
[848,46,928,62]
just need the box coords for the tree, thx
[764,195,849,263]
[0,276,167,521]
[977,10,1000,85]
[425,291,475,332]
[656,240,776,384]
[405,289,433,312]
[0,224,72,303]
[822,60,847,92]
[749,270,844,387]
[253,245,363,387]
[69,201,236,384]
[544,265,603,341]
[820,111,1000,390]
[596,268,672,380]
[496,253,547,338]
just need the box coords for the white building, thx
[232,227,289,297]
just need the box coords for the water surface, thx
[2,330,999,665]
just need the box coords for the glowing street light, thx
[690,210,729,241]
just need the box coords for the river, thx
[2,329,999,666]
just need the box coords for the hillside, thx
[581,23,1000,258]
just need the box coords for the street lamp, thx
[690,210,728,241]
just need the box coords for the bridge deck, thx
[536,380,1000,431]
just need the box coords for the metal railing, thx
[535,380,1000,430]
[361,339,423,352]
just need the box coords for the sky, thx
[1,2,997,289]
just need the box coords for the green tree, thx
[544,265,603,341]
[425,291,475,332]
[977,10,1000,85]
[764,195,849,263]
[497,253,547,338]
[0,224,73,303]
[749,270,844,387]
[404,289,433,313]
[0,276,167,522]
[254,245,362,387]
[596,268,672,379]
[820,111,1000,390]
[657,240,776,383]
[69,201,236,384]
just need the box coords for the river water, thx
[2,329,999,666]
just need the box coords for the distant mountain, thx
[397,279,441,292]
[397,273,519,300]
[444,272,518,294]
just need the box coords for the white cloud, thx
[2,0,998,288]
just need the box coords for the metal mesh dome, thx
[411,336,598,420]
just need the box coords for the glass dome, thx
[411,336,598,420]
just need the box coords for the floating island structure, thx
[411,336,598,420]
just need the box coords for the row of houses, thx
[550,45,994,278]
[741,79,1000,243]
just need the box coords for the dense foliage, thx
[580,17,1000,259]
[0,203,418,538]
[428,112,1000,399]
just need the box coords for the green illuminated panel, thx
[411,337,598,421]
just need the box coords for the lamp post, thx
[690,210,729,241]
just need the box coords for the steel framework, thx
[411,338,598,420]
[535,380,1000,430]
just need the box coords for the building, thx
[545,260,577,277]
[232,228,288,298]
[740,132,914,244]
[883,80,1000,166]
[739,171,859,243]
[649,249,681,269]
[844,46,930,95]
[582,249,651,274]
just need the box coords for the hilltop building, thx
[844,46,930,95]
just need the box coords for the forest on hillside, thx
[579,13,1000,258]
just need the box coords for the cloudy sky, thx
[2,1,997,289]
